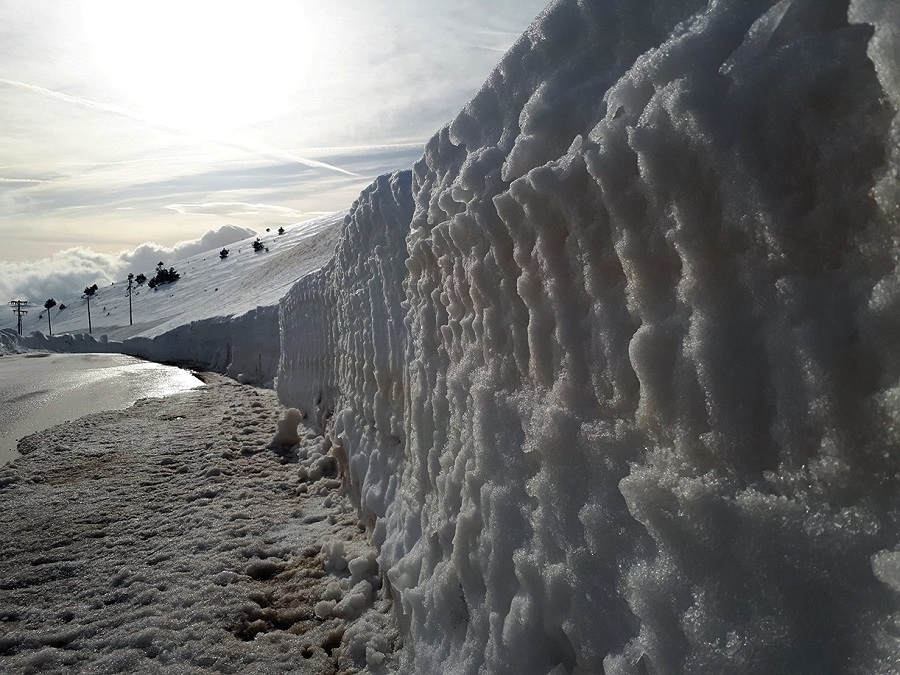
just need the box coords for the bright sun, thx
[80,1,324,134]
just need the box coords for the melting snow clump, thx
[270,407,303,448]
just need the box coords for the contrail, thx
[0,78,361,177]
[0,77,134,118]
[289,142,426,154]
[214,139,362,177]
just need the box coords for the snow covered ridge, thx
[274,0,900,673]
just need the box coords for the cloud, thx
[0,224,256,303]
[120,224,258,274]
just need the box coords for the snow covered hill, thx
[3,213,343,341]
[6,0,900,673]
[2,213,344,384]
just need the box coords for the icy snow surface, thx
[0,377,399,673]
[0,353,202,466]
[4,0,900,672]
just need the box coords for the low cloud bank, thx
[0,224,256,303]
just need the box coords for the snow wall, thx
[122,306,280,386]
[13,330,119,355]
[278,0,900,672]
[279,171,414,532]
[5,311,281,387]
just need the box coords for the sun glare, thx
[80,1,327,134]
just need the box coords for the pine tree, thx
[43,298,56,334]
[83,283,98,333]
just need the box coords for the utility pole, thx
[8,300,29,336]
[127,274,134,326]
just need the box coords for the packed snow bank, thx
[120,215,341,384]
[276,0,900,673]
[0,329,26,356]
[122,306,280,386]
[14,330,118,354]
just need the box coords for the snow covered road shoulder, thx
[0,376,399,674]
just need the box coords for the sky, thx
[0,0,548,300]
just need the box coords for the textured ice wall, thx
[7,308,281,386]
[278,171,414,534]
[277,0,900,672]
[123,306,281,386]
